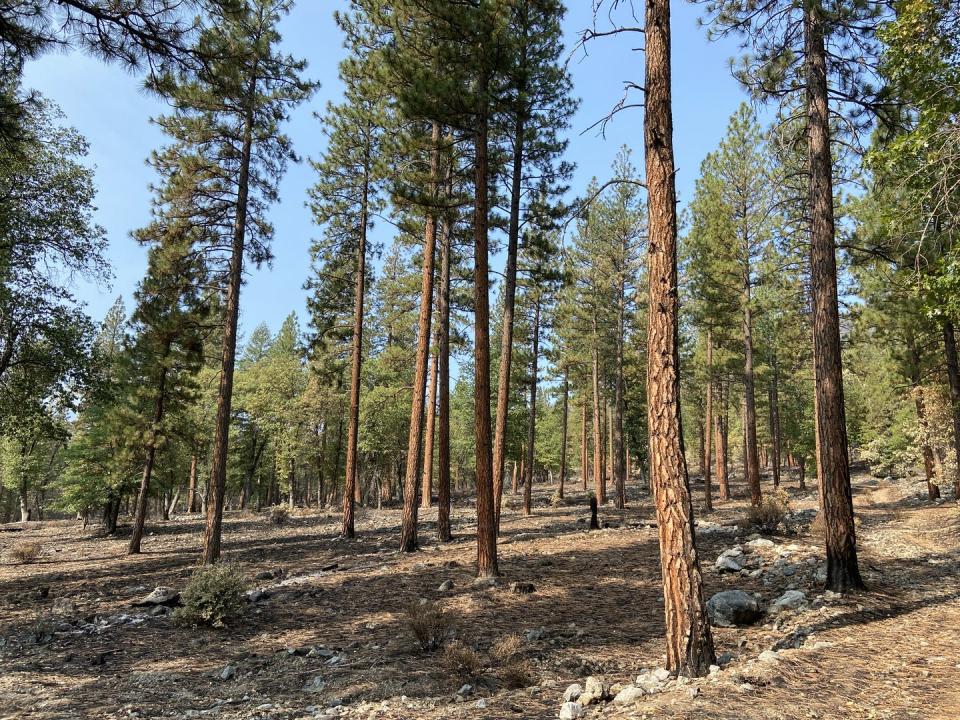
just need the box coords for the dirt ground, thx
[1,467,959,720]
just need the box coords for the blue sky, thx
[23,0,748,341]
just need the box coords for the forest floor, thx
[1,467,959,720]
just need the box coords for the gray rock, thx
[558,702,583,719]
[474,699,487,709]
[745,538,774,550]
[525,627,546,642]
[458,684,473,696]
[218,665,236,681]
[303,676,326,693]
[758,650,780,663]
[438,580,454,592]
[562,683,582,702]
[707,590,763,627]
[769,590,807,614]
[52,598,76,616]
[715,556,743,573]
[613,686,645,705]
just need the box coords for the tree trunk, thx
[704,330,714,513]
[473,86,498,578]
[492,109,527,533]
[559,366,569,500]
[422,343,439,509]
[742,271,762,508]
[342,144,370,538]
[591,329,606,504]
[908,337,939,500]
[614,283,627,509]
[130,363,169,555]
[716,380,730,500]
[769,353,782,488]
[19,478,29,523]
[203,73,256,565]
[437,214,453,542]
[580,402,588,490]
[943,320,960,498]
[644,0,716,674]
[187,454,198,513]
[524,296,540,517]
[400,122,440,552]
[805,1,864,592]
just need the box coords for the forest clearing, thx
[3,0,960,718]
[3,468,958,720]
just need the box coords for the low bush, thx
[174,563,247,628]
[405,600,453,651]
[268,505,289,524]
[440,640,485,679]
[498,659,533,689]
[744,489,791,534]
[9,541,42,564]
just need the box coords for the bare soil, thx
[1,467,958,720]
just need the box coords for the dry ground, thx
[1,467,958,720]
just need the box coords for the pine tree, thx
[308,6,387,538]
[694,0,888,592]
[144,0,313,563]
[644,0,716,676]
[127,222,208,554]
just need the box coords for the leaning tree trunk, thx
[704,329,714,513]
[942,321,960,498]
[203,73,256,566]
[523,296,541,517]
[804,0,864,592]
[473,84,499,578]
[342,146,370,538]
[399,122,440,553]
[130,363,170,554]
[492,109,527,533]
[437,214,453,542]
[644,0,716,675]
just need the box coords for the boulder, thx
[218,665,236,681]
[583,676,608,700]
[559,702,583,719]
[745,538,775,550]
[707,590,763,627]
[715,548,745,573]
[562,684,582,702]
[438,580,454,592]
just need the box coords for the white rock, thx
[758,650,780,663]
[652,668,671,682]
[613,686,645,705]
[562,684,582,702]
[745,538,774,550]
[474,699,487,709]
[558,702,583,719]
[584,676,607,700]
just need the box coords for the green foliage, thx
[174,563,248,629]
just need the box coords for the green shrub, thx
[174,563,247,628]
